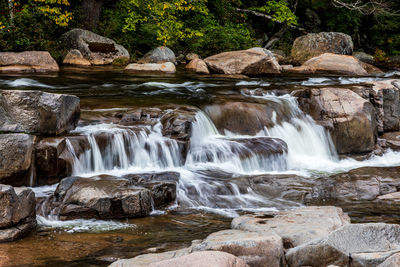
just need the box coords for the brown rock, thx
[125,63,176,73]
[186,59,209,74]
[0,51,59,73]
[63,49,91,66]
[204,48,280,75]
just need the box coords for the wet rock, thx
[138,47,176,65]
[378,253,400,267]
[185,59,209,74]
[0,90,80,135]
[204,48,280,75]
[53,172,178,220]
[0,51,59,73]
[192,229,284,267]
[232,206,350,248]
[289,53,381,76]
[61,28,129,65]
[125,63,176,73]
[205,101,290,135]
[54,175,152,220]
[34,135,90,186]
[291,32,353,64]
[286,223,400,267]
[63,49,91,66]
[353,51,375,65]
[0,185,36,242]
[109,247,190,267]
[303,87,376,154]
[160,106,198,143]
[0,134,34,186]
[382,132,400,150]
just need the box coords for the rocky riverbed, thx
[3,35,400,266]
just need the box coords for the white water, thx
[0,78,54,88]
[35,90,400,222]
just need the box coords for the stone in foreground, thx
[63,49,91,66]
[0,90,80,135]
[138,46,176,64]
[0,185,36,242]
[291,32,353,64]
[286,223,400,267]
[185,59,209,74]
[0,51,59,73]
[232,206,350,248]
[0,134,34,186]
[125,63,176,73]
[192,229,284,267]
[204,48,280,75]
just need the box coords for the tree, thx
[122,0,209,46]
[332,0,396,16]
[82,0,105,30]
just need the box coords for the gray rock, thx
[192,229,284,267]
[377,253,400,267]
[0,51,59,73]
[0,185,36,242]
[286,223,400,267]
[232,206,350,248]
[61,28,129,65]
[204,48,280,75]
[353,51,375,65]
[0,134,34,186]
[0,90,80,135]
[138,46,176,64]
[291,32,353,64]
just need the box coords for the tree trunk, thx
[8,0,14,26]
[82,0,105,30]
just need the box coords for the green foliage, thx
[251,0,298,26]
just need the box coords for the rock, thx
[185,59,209,74]
[353,51,375,65]
[0,90,80,135]
[53,172,178,220]
[0,51,59,73]
[382,132,400,151]
[205,101,292,135]
[186,53,200,61]
[291,32,353,64]
[286,223,400,267]
[0,185,36,242]
[301,87,376,154]
[289,53,380,76]
[210,74,250,79]
[34,135,90,186]
[63,49,91,66]
[110,248,190,267]
[192,229,284,267]
[125,63,176,73]
[160,106,198,143]
[204,48,280,75]
[61,28,129,65]
[0,134,34,186]
[54,175,152,220]
[378,253,400,267]
[232,206,350,248]
[138,47,176,64]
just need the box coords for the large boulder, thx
[49,172,178,220]
[62,49,91,66]
[290,53,381,76]
[61,28,129,65]
[192,229,284,267]
[232,206,350,248]
[0,90,80,135]
[125,62,176,73]
[291,32,353,64]
[0,185,36,242]
[0,51,59,73]
[0,134,34,186]
[378,253,400,267]
[204,48,280,75]
[185,59,209,74]
[110,251,249,267]
[138,47,176,64]
[298,87,376,154]
[205,101,292,135]
[286,223,400,267]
